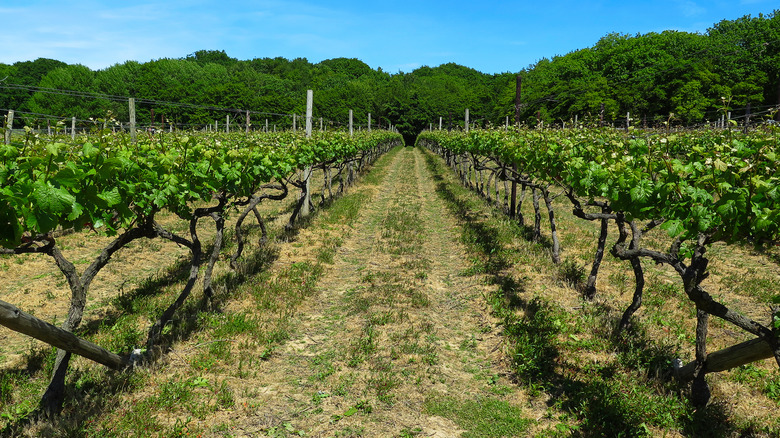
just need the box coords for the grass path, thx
[225,146,532,437]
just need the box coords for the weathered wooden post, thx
[300,90,314,219]
[3,110,13,145]
[129,98,137,143]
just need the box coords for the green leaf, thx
[51,167,81,188]
[81,142,98,159]
[629,180,652,203]
[31,181,76,233]
[32,181,75,216]
[98,187,122,207]
[45,142,64,157]
[661,219,684,238]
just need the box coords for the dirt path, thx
[225,147,530,437]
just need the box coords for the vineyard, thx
[2,110,780,436]
[418,125,780,381]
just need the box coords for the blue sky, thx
[1,0,777,74]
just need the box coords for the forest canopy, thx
[1,11,778,142]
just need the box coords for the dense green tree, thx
[28,64,96,121]
[7,9,779,133]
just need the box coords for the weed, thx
[398,426,424,437]
[556,258,585,290]
[764,371,780,401]
[369,359,399,404]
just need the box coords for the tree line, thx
[1,11,778,142]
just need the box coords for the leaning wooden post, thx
[3,110,13,145]
[0,300,130,370]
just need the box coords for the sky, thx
[1,0,777,74]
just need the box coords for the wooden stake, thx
[3,110,13,145]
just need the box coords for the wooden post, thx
[71,117,76,141]
[305,90,313,137]
[226,114,230,133]
[0,300,129,370]
[4,110,13,145]
[47,119,51,136]
[300,90,314,219]
[246,110,250,133]
[599,103,605,127]
[505,116,509,131]
[349,110,353,136]
[265,119,269,132]
[368,113,371,132]
[465,109,470,132]
[320,117,323,131]
[293,114,297,131]
[626,112,630,132]
[744,103,751,133]
[439,116,443,130]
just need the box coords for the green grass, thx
[424,392,533,437]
